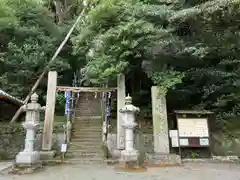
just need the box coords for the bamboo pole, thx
[10,4,88,123]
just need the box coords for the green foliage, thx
[72,0,184,91]
[0,0,70,99]
[1,0,240,124]
[166,0,240,120]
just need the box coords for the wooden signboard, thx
[178,118,209,137]
[175,110,212,148]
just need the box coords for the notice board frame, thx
[175,110,213,158]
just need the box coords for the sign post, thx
[174,110,213,158]
[61,143,67,162]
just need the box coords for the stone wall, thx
[211,133,240,156]
[0,123,65,160]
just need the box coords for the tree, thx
[72,0,184,92]
[167,0,240,120]
[0,0,70,98]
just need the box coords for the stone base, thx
[146,153,181,167]
[121,149,139,161]
[11,161,42,175]
[112,149,122,158]
[16,151,40,165]
[118,159,139,169]
[116,159,147,173]
[39,151,56,161]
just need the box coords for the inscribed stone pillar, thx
[117,74,126,149]
[42,71,57,151]
[151,86,169,154]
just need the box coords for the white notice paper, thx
[179,138,189,146]
[178,118,209,137]
[169,130,178,138]
[171,137,179,147]
[61,144,67,152]
[200,138,209,146]
[169,130,179,147]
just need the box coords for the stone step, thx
[71,139,102,146]
[73,121,101,124]
[72,127,101,130]
[67,150,103,156]
[66,153,103,158]
[68,149,103,153]
[71,132,101,137]
[74,105,101,108]
[73,121,102,126]
[74,109,101,112]
[72,124,102,128]
[75,114,101,117]
[72,129,101,133]
[66,149,103,155]
[75,110,101,113]
[73,123,101,126]
[68,146,103,151]
[68,147,102,152]
[71,134,101,138]
[67,149,103,157]
[74,116,102,120]
[75,104,100,107]
[76,101,101,104]
[64,158,105,164]
[71,131,101,135]
[73,120,101,123]
[74,124,102,126]
[72,131,101,135]
[71,134,102,140]
[75,107,101,110]
[69,143,102,148]
[71,138,102,143]
[75,110,101,112]
[68,143,102,149]
[73,120,101,122]
[73,124,101,129]
[72,126,101,130]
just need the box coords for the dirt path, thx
[1,162,240,180]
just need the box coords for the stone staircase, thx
[66,92,104,164]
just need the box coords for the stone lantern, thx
[119,95,140,162]
[16,93,45,165]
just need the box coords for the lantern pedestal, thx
[16,152,40,165]
[121,149,139,161]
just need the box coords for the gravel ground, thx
[1,162,240,180]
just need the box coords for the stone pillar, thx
[145,86,181,166]
[41,71,57,159]
[117,74,126,150]
[120,95,140,163]
[151,86,169,154]
[16,93,44,165]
